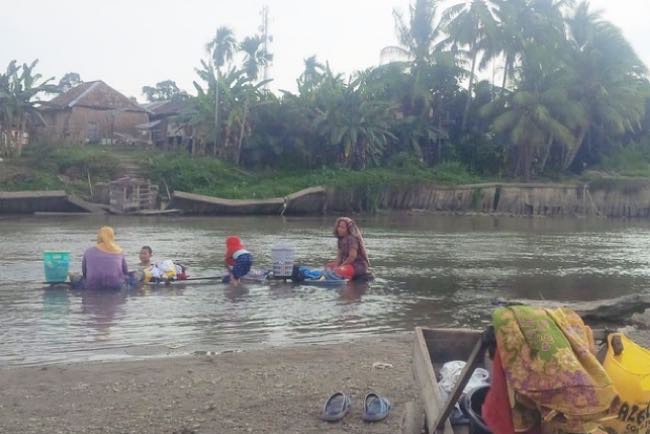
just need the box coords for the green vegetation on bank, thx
[0,145,484,199]
[148,155,484,199]
[1,143,648,200]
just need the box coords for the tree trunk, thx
[214,72,220,157]
[563,123,589,170]
[539,135,554,173]
[461,41,479,132]
[501,54,511,96]
[518,142,531,182]
[236,98,250,166]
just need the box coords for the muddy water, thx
[1,214,649,366]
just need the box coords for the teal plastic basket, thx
[43,251,70,283]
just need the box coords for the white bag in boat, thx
[157,259,177,280]
[438,360,490,403]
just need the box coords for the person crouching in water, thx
[330,217,369,280]
[80,226,129,290]
[224,236,252,286]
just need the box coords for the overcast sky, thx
[2,0,649,101]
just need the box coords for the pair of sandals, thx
[320,392,391,422]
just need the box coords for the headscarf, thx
[225,236,245,259]
[333,217,369,265]
[226,236,244,251]
[96,226,123,254]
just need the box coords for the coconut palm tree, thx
[481,46,580,180]
[206,26,237,155]
[442,0,500,130]
[482,0,569,96]
[562,1,648,169]
[234,35,273,165]
[298,56,325,93]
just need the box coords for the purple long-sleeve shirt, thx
[82,247,128,290]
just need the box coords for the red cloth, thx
[483,349,516,434]
[335,264,355,279]
[483,349,541,434]
[225,236,244,267]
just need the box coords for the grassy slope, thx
[1,143,649,200]
[0,145,485,199]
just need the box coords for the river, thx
[1,213,649,366]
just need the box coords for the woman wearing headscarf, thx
[331,217,369,279]
[81,226,129,290]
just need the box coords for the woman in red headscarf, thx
[224,236,252,286]
[330,217,369,279]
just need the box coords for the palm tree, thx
[0,60,56,158]
[442,0,499,130]
[206,26,236,155]
[240,36,273,82]
[298,56,325,93]
[481,47,580,180]
[235,35,273,165]
[492,0,572,93]
[381,0,445,67]
[380,0,461,163]
[562,1,648,169]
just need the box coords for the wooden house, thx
[38,81,149,145]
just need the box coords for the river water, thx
[1,213,649,366]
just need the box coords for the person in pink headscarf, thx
[329,217,369,279]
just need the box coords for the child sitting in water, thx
[139,246,189,283]
[224,236,252,286]
[139,246,153,268]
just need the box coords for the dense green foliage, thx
[2,0,649,187]
[186,0,650,181]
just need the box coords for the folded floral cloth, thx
[493,305,618,433]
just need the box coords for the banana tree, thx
[0,60,56,158]
[314,76,397,170]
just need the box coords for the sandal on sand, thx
[361,392,390,422]
[320,392,351,422]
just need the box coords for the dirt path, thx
[0,335,416,434]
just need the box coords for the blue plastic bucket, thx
[43,251,70,283]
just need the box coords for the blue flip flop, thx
[320,392,351,422]
[361,392,391,422]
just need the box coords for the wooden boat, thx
[403,326,610,434]
[402,328,487,434]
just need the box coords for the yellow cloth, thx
[95,226,122,254]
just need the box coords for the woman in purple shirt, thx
[82,226,128,290]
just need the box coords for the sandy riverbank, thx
[0,335,416,434]
[2,327,649,434]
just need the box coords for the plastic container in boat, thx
[271,243,295,278]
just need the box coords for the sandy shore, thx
[2,326,649,434]
[0,334,416,434]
